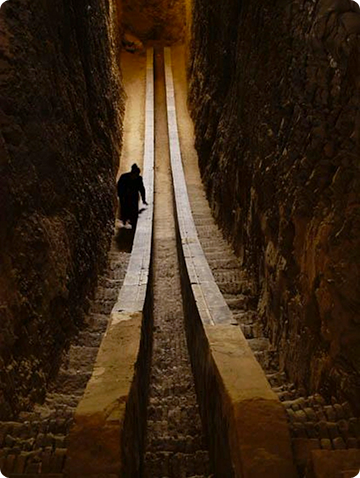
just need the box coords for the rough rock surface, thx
[121,0,186,43]
[188,0,360,411]
[0,0,124,418]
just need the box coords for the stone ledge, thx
[207,324,297,478]
[65,312,142,476]
[305,449,360,478]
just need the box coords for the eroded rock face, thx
[0,0,124,418]
[121,0,186,43]
[189,0,360,411]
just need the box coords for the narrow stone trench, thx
[143,48,211,478]
[1,39,359,478]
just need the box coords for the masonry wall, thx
[0,0,124,418]
[188,0,360,411]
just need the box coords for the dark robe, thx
[117,172,146,226]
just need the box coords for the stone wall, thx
[188,0,360,412]
[121,0,186,43]
[0,0,124,418]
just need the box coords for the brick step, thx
[146,417,203,436]
[194,225,222,235]
[266,371,287,388]
[1,431,67,450]
[144,450,210,477]
[107,266,128,281]
[232,310,259,325]
[147,434,206,453]
[222,293,250,310]
[247,337,272,352]
[62,345,99,370]
[212,269,245,282]
[201,250,234,261]
[148,405,203,422]
[73,331,103,347]
[149,395,199,408]
[45,391,79,408]
[2,414,72,434]
[216,281,248,295]
[88,300,115,315]
[1,447,66,475]
[97,276,123,289]
[287,409,360,446]
[240,322,263,339]
[149,384,200,400]
[82,313,109,333]
[93,286,119,301]
[253,349,279,373]
[52,370,92,393]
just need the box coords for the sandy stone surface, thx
[117,50,146,180]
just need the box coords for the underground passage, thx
[0,0,360,477]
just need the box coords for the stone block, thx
[293,438,321,468]
[65,312,143,476]
[306,449,360,478]
[205,324,297,478]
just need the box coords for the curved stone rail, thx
[65,48,154,478]
[164,46,297,478]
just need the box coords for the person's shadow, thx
[115,224,135,253]
[114,207,147,253]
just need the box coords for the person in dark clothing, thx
[117,163,147,229]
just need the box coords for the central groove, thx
[143,49,211,478]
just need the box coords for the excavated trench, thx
[1,35,360,478]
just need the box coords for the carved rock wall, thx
[0,0,124,417]
[188,0,360,411]
[121,0,186,42]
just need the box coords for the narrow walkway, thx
[143,49,211,478]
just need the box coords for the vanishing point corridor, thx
[1,1,360,478]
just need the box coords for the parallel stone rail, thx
[164,46,297,478]
[65,48,154,478]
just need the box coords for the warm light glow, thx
[352,471,360,478]
[0,0,7,6]
[353,0,360,6]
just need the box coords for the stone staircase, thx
[0,240,129,477]
[186,186,360,477]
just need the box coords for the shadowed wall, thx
[0,0,124,417]
[188,0,360,411]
